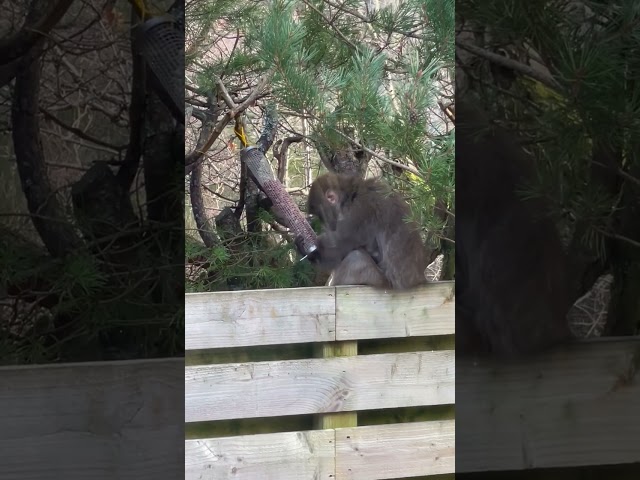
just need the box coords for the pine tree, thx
[186,0,455,291]
[457,0,640,335]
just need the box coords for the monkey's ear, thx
[325,189,339,205]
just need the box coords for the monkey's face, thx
[308,176,341,231]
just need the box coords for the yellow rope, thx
[234,117,250,148]
[131,0,146,18]
[128,0,161,20]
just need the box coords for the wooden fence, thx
[0,357,184,480]
[185,282,456,480]
[186,282,640,478]
[2,281,637,479]
[456,335,640,473]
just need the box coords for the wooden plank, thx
[185,286,336,350]
[0,358,184,480]
[335,420,455,479]
[335,282,455,341]
[185,283,455,351]
[186,351,454,422]
[456,337,640,472]
[185,430,335,480]
[315,341,359,430]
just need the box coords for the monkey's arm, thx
[311,215,372,270]
[294,225,364,270]
[311,232,348,270]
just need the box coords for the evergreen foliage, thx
[186,0,455,291]
[458,0,640,334]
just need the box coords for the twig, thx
[213,75,236,108]
[41,109,126,151]
[592,161,640,188]
[301,0,358,51]
[274,135,303,183]
[332,129,422,176]
[280,120,422,177]
[185,73,272,167]
[457,40,562,92]
[596,227,640,249]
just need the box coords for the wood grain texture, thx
[0,358,184,480]
[185,421,454,480]
[456,337,640,472]
[336,420,455,479]
[335,282,455,341]
[185,282,454,351]
[315,341,359,430]
[185,351,455,422]
[185,286,336,349]
[185,430,335,480]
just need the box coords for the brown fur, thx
[327,248,391,288]
[456,99,573,358]
[303,173,428,290]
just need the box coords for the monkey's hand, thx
[304,232,347,270]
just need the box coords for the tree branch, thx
[0,0,75,65]
[11,44,82,257]
[41,108,126,151]
[457,40,562,92]
[189,160,218,248]
[117,4,147,190]
[184,74,272,168]
[274,135,303,184]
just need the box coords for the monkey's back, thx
[357,179,429,290]
[455,99,573,358]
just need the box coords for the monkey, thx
[326,248,391,288]
[296,173,429,290]
[455,98,573,358]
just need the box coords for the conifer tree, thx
[457,1,640,335]
[186,0,455,291]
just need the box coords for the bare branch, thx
[274,135,303,184]
[332,129,422,177]
[185,74,272,168]
[11,51,83,257]
[0,0,75,65]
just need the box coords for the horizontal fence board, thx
[185,282,454,350]
[185,430,335,480]
[456,337,640,472]
[185,421,454,480]
[336,282,455,341]
[185,287,336,349]
[185,351,455,422]
[336,420,455,479]
[0,358,184,480]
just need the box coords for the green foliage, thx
[193,0,453,152]
[1,226,183,364]
[186,232,316,293]
[53,254,107,298]
[460,1,640,333]
[188,0,455,288]
[461,0,640,243]
[11,286,175,363]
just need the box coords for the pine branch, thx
[301,0,358,51]
[457,40,561,92]
[596,228,640,249]
[332,128,421,176]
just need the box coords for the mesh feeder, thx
[134,14,184,123]
[240,146,317,255]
